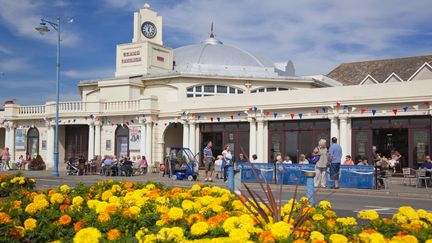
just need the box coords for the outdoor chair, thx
[402,168,416,186]
[152,161,160,173]
[416,169,430,189]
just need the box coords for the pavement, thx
[6,169,432,217]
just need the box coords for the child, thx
[214,155,223,179]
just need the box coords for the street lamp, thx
[35,17,70,177]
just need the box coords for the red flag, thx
[424,102,430,107]
[230,115,234,120]
[392,109,398,115]
[210,117,214,122]
[360,108,366,114]
[249,107,253,112]
[290,114,295,119]
[191,113,196,117]
[336,102,341,109]
[315,109,319,114]
[265,111,270,117]
[164,123,167,126]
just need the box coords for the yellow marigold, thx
[24,218,37,231]
[72,196,84,206]
[0,212,11,224]
[135,227,149,243]
[49,240,62,243]
[108,196,121,205]
[232,200,244,210]
[73,227,102,243]
[310,231,325,241]
[182,200,194,211]
[324,210,337,218]
[312,214,325,221]
[129,206,141,215]
[168,207,184,221]
[187,213,206,226]
[146,183,156,190]
[102,191,113,201]
[58,215,72,226]
[59,185,70,193]
[223,216,239,233]
[95,201,108,214]
[229,228,250,242]
[398,206,419,221]
[191,221,209,236]
[107,228,121,241]
[50,193,65,204]
[359,232,385,243]
[212,204,224,213]
[318,200,332,210]
[98,212,111,223]
[357,210,379,221]
[111,184,122,193]
[9,226,25,240]
[191,184,201,191]
[391,235,418,243]
[156,227,184,242]
[270,221,292,239]
[13,200,22,208]
[329,234,348,243]
[336,217,357,226]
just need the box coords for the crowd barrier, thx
[236,162,375,189]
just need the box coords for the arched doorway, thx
[27,127,40,158]
[115,126,129,158]
[163,123,183,158]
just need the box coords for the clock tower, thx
[115,3,173,77]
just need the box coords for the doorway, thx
[373,128,408,169]
[65,125,88,161]
[115,126,129,159]
[201,132,223,162]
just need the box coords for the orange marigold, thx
[258,231,276,243]
[58,215,72,226]
[123,181,133,188]
[59,205,69,212]
[293,240,307,243]
[207,213,229,226]
[63,197,71,205]
[8,226,25,240]
[13,200,22,208]
[107,228,121,241]
[187,213,206,226]
[105,204,118,214]
[0,212,11,224]
[98,212,111,223]
[48,189,56,196]
[74,220,85,232]
[122,208,133,218]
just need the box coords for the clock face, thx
[141,21,157,39]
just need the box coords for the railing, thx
[58,101,85,112]
[104,100,140,112]
[17,105,46,116]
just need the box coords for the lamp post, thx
[35,17,67,176]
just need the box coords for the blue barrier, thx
[237,163,375,189]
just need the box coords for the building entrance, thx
[65,125,88,161]
[201,132,223,161]
[373,128,408,169]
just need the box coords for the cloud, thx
[103,0,432,75]
[0,45,12,55]
[0,58,33,72]
[0,0,79,47]
[63,67,114,79]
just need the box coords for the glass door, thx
[410,129,430,169]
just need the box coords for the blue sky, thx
[0,0,431,106]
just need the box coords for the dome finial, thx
[210,22,215,38]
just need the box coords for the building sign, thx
[121,50,141,64]
[129,126,141,151]
[15,129,26,150]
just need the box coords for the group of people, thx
[67,155,148,176]
[203,141,236,182]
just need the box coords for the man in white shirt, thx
[283,155,292,164]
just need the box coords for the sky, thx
[0,0,431,106]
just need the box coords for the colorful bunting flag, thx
[371,109,377,116]
[290,114,295,119]
[299,113,303,119]
[392,109,398,115]
[216,117,221,122]
[403,106,408,112]
[360,108,366,114]
[336,102,341,109]
[413,105,419,111]
[273,112,278,118]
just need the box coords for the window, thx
[186,84,244,98]
[251,87,292,93]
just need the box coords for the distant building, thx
[0,3,431,172]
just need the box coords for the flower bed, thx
[0,175,431,242]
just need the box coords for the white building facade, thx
[0,4,431,172]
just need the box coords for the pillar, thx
[189,121,196,154]
[346,117,352,157]
[145,120,152,165]
[4,125,10,149]
[248,117,257,160]
[47,124,55,169]
[330,115,339,141]
[182,121,189,149]
[88,123,95,161]
[139,121,146,157]
[256,116,264,161]
[339,115,348,159]
[9,125,15,162]
[94,122,101,157]
[263,121,269,161]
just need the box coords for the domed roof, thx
[173,27,278,77]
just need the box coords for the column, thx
[263,121,269,162]
[88,123,95,161]
[189,121,196,154]
[330,115,339,141]
[145,121,152,165]
[346,117,352,157]
[182,121,189,149]
[256,116,264,161]
[9,125,15,162]
[248,117,257,160]
[47,124,55,169]
[139,122,146,157]
[94,122,101,157]
[4,126,10,149]
[339,115,348,159]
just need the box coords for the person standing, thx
[313,139,328,188]
[222,144,233,182]
[1,147,10,171]
[328,137,342,189]
[237,153,247,163]
[203,141,214,182]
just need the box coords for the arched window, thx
[27,127,39,158]
[115,126,129,158]
[251,87,290,93]
[186,84,244,98]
